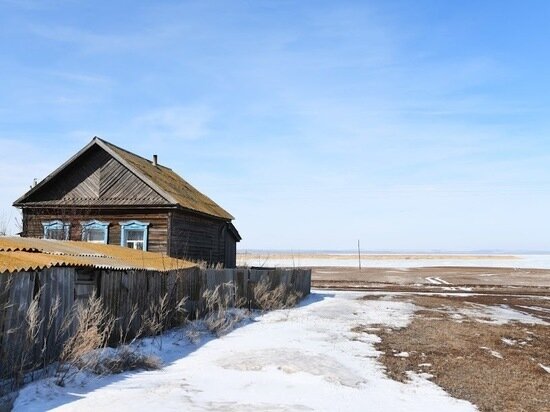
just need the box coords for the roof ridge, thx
[94,137,173,171]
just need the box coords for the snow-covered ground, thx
[238,253,550,269]
[13,291,476,412]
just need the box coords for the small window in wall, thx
[81,220,109,244]
[120,220,149,251]
[42,220,70,240]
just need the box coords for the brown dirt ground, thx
[313,266,550,288]
[355,294,550,412]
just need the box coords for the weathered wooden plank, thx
[0,266,311,379]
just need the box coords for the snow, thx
[394,352,410,358]
[480,347,503,359]
[425,277,456,286]
[239,253,550,269]
[454,304,547,325]
[501,338,516,346]
[13,291,476,412]
[539,364,550,374]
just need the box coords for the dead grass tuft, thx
[202,282,248,337]
[253,277,303,311]
[91,346,162,375]
[55,296,114,386]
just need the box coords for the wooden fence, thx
[0,266,311,382]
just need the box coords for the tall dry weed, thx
[55,296,114,386]
[253,277,302,311]
[141,293,188,349]
[201,282,248,337]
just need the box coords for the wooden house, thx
[13,137,241,267]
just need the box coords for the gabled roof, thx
[14,137,234,220]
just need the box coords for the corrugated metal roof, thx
[0,237,196,274]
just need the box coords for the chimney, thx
[152,154,158,166]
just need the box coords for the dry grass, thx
[56,295,170,384]
[194,279,303,339]
[0,284,64,391]
[90,346,162,375]
[253,277,302,311]
[0,292,170,391]
[362,294,550,412]
[55,296,115,386]
[201,282,248,337]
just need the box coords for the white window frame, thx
[42,220,70,240]
[81,220,110,244]
[119,220,149,251]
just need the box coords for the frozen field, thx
[238,252,550,269]
[14,291,476,412]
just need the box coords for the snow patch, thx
[480,347,503,359]
[456,304,547,325]
[501,338,516,346]
[394,352,410,358]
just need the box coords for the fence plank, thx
[0,266,310,382]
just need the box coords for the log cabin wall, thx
[169,210,228,265]
[224,230,237,268]
[169,210,242,267]
[22,207,171,254]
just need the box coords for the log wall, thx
[22,208,170,254]
[169,211,236,266]
[21,208,238,266]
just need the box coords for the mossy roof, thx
[14,137,234,221]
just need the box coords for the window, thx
[120,220,149,251]
[42,220,70,240]
[81,220,109,244]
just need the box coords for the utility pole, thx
[358,239,361,271]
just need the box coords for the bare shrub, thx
[140,294,188,349]
[202,282,248,337]
[56,296,114,386]
[253,277,302,311]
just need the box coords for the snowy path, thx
[14,291,476,412]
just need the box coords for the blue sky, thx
[1,0,550,251]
